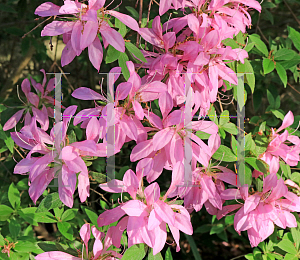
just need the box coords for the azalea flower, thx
[11,106,103,207]
[35,223,122,260]
[98,165,193,255]
[3,69,55,131]
[35,0,139,70]
[217,173,300,247]
[255,111,300,176]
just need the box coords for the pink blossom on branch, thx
[35,0,139,71]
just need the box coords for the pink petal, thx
[277,111,294,133]
[123,169,139,199]
[153,128,174,151]
[21,78,31,96]
[80,223,90,255]
[72,87,105,100]
[61,40,77,67]
[132,100,144,120]
[41,21,74,36]
[144,182,160,205]
[86,117,100,141]
[35,2,61,17]
[100,22,125,52]
[71,21,84,55]
[116,82,132,101]
[121,200,147,216]
[97,206,125,227]
[29,168,55,204]
[35,251,82,260]
[89,0,105,9]
[3,109,25,131]
[80,21,98,50]
[154,200,175,226]
[244,194,260,214]
[88,36,103,71]
[107,10,140,32]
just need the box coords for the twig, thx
[217,93,224,112]
[136,0,143,46]
[257,25,269,44]
[287,82,300,95]
[283,0,300,26]
[14,147,24,159]
[22,16,52,39]
[90,188,110,204]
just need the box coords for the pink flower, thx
[98,167,193,255]
[11,106,103,207]
[35,0,139,71]
[35,223,122,260]
[258,111,300,174]
[3,70,55,131]
[218,174,300,247]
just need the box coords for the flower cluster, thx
[2,0,300,258]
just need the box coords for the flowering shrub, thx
[0,0,300,259]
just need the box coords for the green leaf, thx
[4,136,14,153]
[53,207,64,220]
[290,228,300,250]
[90,171,110,183]
[16,178,29,190]
[244,59,255,93]
[125,6,139,20]
[277,239,297,254]
[245,158,268,174]
[122,244,147,260]
[0,205,14,221]
[222,38,239,48]
[115,18,127,37]
[81,206,99,227]
[8,183,20,209]
[238,164,252,186]
[274,49,295,61]
[219,110,229,125]
[278,54,300,70]
[34,212,57,223]
[57,222,73,240]
[36,192,63,213]
[37,242,58,252]
[165,247,173,260]
[222,122,238,135]
[18,207,39,226]
[231,135,238,155]
[148,248,163,260]
[280,161,292,179]
[271,109,285,120]
[106,45,121,64]
[9,219,21,238]
[68,130,76,144]
[210,224,224,235]
[275,63,287,88]
[263,58,275,74]
[195,131,211,139]
[212,145,237,162]
[125,42,147,63]
[287,26,300,52]
[184,234,202,260]
[14,241,37,253]
[267,89,275,107]
[249,34,269,56]
[245,254,255,260]
[283,254,298,260]
[195,225,211,233]
[61,209,78,222]
[118,52,130,80]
